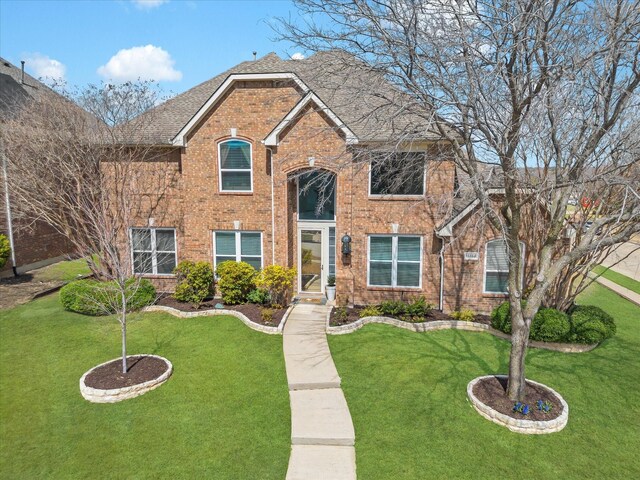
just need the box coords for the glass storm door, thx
[300,229,323,293]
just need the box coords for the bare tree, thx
[2,81,180,373]
[278,0,640,400]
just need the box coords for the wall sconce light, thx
[341,234,352,255]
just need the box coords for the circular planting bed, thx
[467,375,568,434]
[80,354,172,403]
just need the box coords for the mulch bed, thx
[85,356,168,390]
[155,294,287,326]
[472,375,563,421]
[329,305,491,327]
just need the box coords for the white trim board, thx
[263,91,358,146]
[172,73,311,147]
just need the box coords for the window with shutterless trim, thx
[213,231,263,271]
[218,139,253,192]
[484,239,525,294]
[131,228,177,275]
[368,235,422,288]
[369,152,426,196]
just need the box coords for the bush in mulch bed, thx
[329,303,491,327]
[60,278,156,316]
[472,375,563,421]
[155,294,287,327]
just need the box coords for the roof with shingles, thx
[136,51,441,145]
[0,57,53,118]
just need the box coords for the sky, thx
[0,0,306,95]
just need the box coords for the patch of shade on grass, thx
[0,294,290,479]
[329,283,640,479]
[593,264,640,294]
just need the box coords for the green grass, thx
[593,265,640,294]
[32,258,91,282]
[329,284,640,479]
[0,295,290,479]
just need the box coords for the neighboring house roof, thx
[136,51,441,145]
[0,57,49,119]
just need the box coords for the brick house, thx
[0,58,72,277]
[122,52,529,313]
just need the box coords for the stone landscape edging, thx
[80,354,173,403]
[326,315,598,353]
[143,304,293,335]
[466,375,569,434]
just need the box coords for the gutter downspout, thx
[435,232,447,312]
[1,145,17,276]
[265,145,276,265]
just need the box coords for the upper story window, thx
[484,239,525,294]
[131,227,177,275]
[219,139,252,192]
[298,171,336,221]
[369,152,425,196]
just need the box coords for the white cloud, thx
[291,52,305,60]
[131,0,168,10]
[23,53,66,84]
[97,45,182,82]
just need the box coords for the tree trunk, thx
[121,295,127,374]
[507,311,530,401]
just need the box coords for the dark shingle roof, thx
[136,51,439,144]
[0,57,51,118]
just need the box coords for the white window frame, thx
[296,173,337,222]
[213,231,263,271]
[367,234,423,288]
[130,227,177,276]
[218,139,253,193]
[483,239,525,294]
[368,152,427,198]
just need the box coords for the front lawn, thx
[329,284,640,479]
[0,295,290,479]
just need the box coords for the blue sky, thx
[0,0,305,94]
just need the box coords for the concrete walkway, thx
[283,303,356,480]
[600,241,640,281]
[593,275,640,307]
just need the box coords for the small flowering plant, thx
[513,402,530,415]
[537,399,553,413]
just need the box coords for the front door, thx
[298,225,335,294]
[300,229,323,293]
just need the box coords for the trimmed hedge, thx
[173,260,214,307]
[490,301,616,344]
[530,308,571,342]
[60,278,156,316]
[568,305,616,344]
[216,261,257,304]
[0,234,10,269]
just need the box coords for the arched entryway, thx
[294,169,337,295]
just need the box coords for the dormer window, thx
[218,139,252,192]
[369,152,425,196]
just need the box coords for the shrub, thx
[490,300,527,334]
[255,265,297,308]
[261,307,274,324]
[530,308,570,342]
[60,278,156,316]
[334,306,348,322]
[216,261,257,304]
[0,234,10,269]
[451,308,476,322]
[379,300,407,316]
[568,305,616,344]
[247,288,271,305]
[173,261,214,308]
[406,297,433,317]
[359,305,382,318]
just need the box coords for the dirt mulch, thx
[155,294,287,326]
[85,356,169,390]
[329,305,491,327]
[473,375,563,421]
[0,274,63,310]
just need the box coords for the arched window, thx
[484,239,525,294]
[218,139,252,192]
